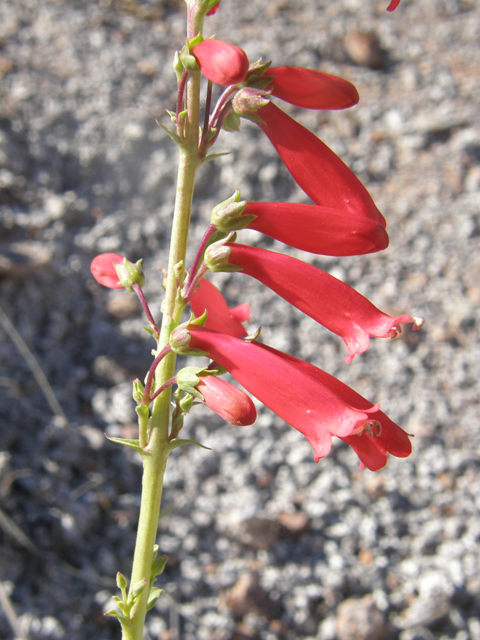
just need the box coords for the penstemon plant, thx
[89,0,422,637]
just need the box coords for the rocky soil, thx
[0,0,479,639]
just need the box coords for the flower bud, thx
[211,191,253,233]
[232,87,271,123]
[197,375,257,426]
[192,39,249,86]
[90,253,125,289]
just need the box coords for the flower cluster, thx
[90,0,418,472]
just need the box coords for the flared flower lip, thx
[187,325,380,461]
[226,243,419,363]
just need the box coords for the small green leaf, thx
[147,587,164,611]
[167,438,211,452]
[105,609,123,619]
[105,435,143,454]
[202,151,231,164]
[154,119,183,145]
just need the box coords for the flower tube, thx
[257,102,386,227]
[224,243,418,363]
[255,343,412,470]
[267,67,359,110]
[182,326,380,461]
[189,277,250,338]
[192,39,249,86]
[243,202,389,256]
[197,375,257,426]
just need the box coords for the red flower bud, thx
[192,39,249,86]
[267,67,359,110]
[90,253,125,289]
[197,375,257,426]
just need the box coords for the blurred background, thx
[0,0,479,638]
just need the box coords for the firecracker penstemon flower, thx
[89,0,413,637]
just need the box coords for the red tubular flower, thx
[226,243,418,363]
[387,0,401,11]
[197,375,257,426]
[267,67,359,110]
[186,326,381,461]
[90,253,125,289]
[189,277,250,338]
[244,202,389,256]
[256,343,412,470]
[257,102,386,227]
[192,39,249,86]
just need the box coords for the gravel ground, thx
[0,0,479,639]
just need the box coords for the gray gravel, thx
[0,0,479,639]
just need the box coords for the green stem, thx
[122,4,207,638]
[122,449,168,640]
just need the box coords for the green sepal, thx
[155,119,183,146]
[166,109,177,124]
[248,74,275,90]
[223,113,241,132]
[179,43,198,72]
[178,109,188,123]
[188,33,204,48]
[202,151,232,164]
[167,438,211,452]
[179,392,195,414]
[238,111,266,125]
[142,325,158,339]
[191,310,208,326]
[147,588,164,611]
[244,326,262,343]
[105,609,124,620]
[132,578,148,596]
[114,258,145,291]
[247,59,272,77]
[105,434,143,454]
[133,379,145,404]
[176,365,215,400]
[152,554,168,577]
[172,51,183,83]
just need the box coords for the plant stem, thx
[122,3,206,638]
[122,448,169,640]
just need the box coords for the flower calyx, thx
[204,232,241,272]
[232,87,271,124]
[169,317,209,356]
[176,365,217,400]
[114,257,146,292]
[211,191,254,233]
